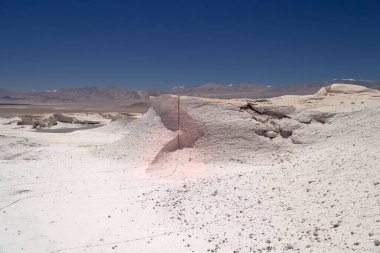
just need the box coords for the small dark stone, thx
[286,244,293,250]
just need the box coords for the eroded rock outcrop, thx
[242,102,295,119]
[150,95,204,163]
[18,113,102,128]
[315,83,379,96]
[240,101,301,140]
[32,114,57,128]
[53,113,100,125]
[18,114,45,125]
[293,110,335,124]
[144,95,342,165]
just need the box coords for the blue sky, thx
[0,0,379,91]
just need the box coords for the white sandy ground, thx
[1,92,380,253]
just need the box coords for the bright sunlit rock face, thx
[1,85,380,253]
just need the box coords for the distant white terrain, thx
[1,84,380,253]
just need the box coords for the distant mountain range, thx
[1,79,379,102]
[171,79,380,98]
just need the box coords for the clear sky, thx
[0,0,379,91]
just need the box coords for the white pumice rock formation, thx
[315,83,380,96]
[1,89,380,253]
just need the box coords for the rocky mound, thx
[315,83,379,96]
[93,85,380,176]
[96,93,374,171]
[163,96,335,165]
[16,113,106,128]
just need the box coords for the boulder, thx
[53,113,76,123]
[293,110,335,124]
[264,131,278,138]
[315,86,329,96]
[41,114,57,127]
[278,118,302,132]
[246,103,295,119]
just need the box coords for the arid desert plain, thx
[1,84,380,253]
